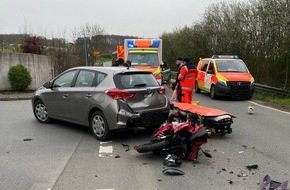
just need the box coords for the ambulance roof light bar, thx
[212,55,239,59]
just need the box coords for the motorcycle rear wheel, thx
[136,140,170,153]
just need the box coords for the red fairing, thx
[153,123,173,137]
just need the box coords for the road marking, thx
[248,101,290,115]
[99,141,113,157]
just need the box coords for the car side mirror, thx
[43,81,51,89]
[206,70,214,74]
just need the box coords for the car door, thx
[44,70,78,120]
[205,61,214,90]
[198,59,209,88]
[69,70,106,124]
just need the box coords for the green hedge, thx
[8,64,32,91]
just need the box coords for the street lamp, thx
[77,37,88,66]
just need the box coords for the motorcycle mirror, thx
[162,168,185,176]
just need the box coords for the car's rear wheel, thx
[90,111,112,141]
[33,100,51,123]
[210,85,217,99]
[195,81,201,93]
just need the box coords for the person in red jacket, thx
[178,57,198,103]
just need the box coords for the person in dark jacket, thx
[170,57,184,102]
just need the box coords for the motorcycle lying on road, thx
[135,103,213,165]
[135,102,235,165]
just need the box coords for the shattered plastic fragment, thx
[23,138,33,141]
[263,175,288,190]
[121,143,130,151]
[162,168,185,176]
[246,164,258,170]
[237,170,248,177]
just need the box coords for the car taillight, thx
[106,88,136,100]
[158,86,166,94]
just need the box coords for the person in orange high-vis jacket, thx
[178,57,198,103]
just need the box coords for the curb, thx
[0,93,34,101]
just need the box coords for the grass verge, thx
[252,89,290,112]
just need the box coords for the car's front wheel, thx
[90,111,112,141]
[210,85,217,99]
[33,100,51,123]
[195,81,201,93]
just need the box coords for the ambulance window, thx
[201,60,209,71]
[207,62,215,73]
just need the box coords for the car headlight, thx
[218,79,227,86]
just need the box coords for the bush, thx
[8,64,32,91]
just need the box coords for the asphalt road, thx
[1,89,290,190]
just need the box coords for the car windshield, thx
[216,60,248,72]
[114,72,159,89]
[128,52,158,67]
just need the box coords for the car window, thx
[201,60,209,71]
[52,70,77,88]
[207,62,215,72]
[114,73,159,89]
[128,53,158,66]
[216,60,248,72]
[75,70,95,87]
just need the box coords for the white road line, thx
[248,101,290,115]
[99,141,113,157]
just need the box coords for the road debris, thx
[246,164,258,171]
[23,138,33,141]
[162,168,185,176]
[237,170,248,177]
[164,154,182,166]
[248,104,254,114]
[263,175,288,190]
[121,143,130,151]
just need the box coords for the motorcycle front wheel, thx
[136,140,170,153]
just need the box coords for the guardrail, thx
[254,83,290,96]
[170,71,290,96]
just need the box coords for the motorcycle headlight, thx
[218,79,227,86]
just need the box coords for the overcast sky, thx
[1,0,235,40]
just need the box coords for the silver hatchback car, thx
[32,67,170,141]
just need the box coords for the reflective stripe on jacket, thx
[178,63,197,92]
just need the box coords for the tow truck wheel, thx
[210,85,217,99]
[195,81,201,93]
